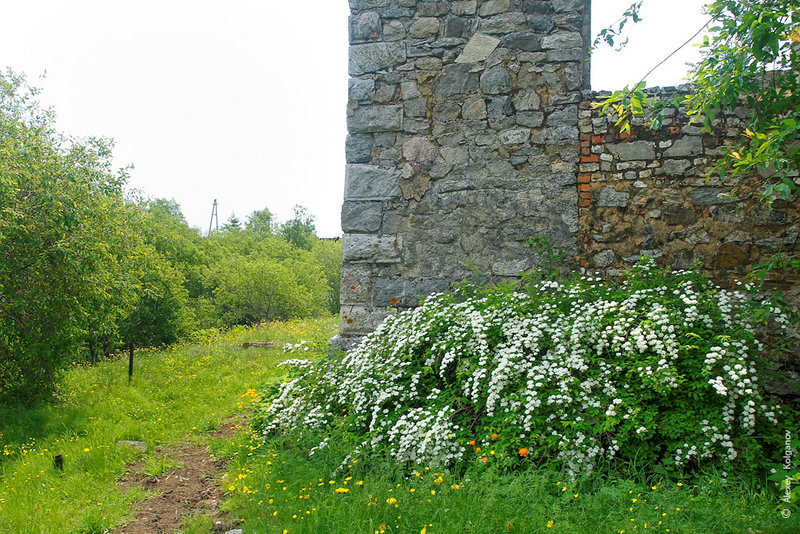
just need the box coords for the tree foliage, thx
[596,0,799,203]
[0,71,342,403]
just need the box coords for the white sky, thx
[1,0,709,237]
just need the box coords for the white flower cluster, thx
[258,264,787,477]
[283,340,311,352]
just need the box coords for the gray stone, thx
[462,95,488,120]
[479,0,510,17]
[689,187,739,205]
[344,164,402,200]
[350,0,391,9]
[224,529,244,534]
[671,225,710,245]
[516,112,544,127]
[541,32,582,50]
[417,1,449,16]
[609,141,655,161]
[348,105,403,133]
[348,78,375,101]
[622,249,663,263]
[443,17,474,38]
[342,234,400,263]
[346,134,373,163]
[480,12,528,34]
[546,105,577,126]
[403,137,438,170]
[552,0,584,12]
[499,31,542,51]
[451,0,477,15]
[375,279,450,307]
[480,64,513,94]
[350,12,382,43]
[117,440,147,453]
[435,63,480,97]
[349,42,406,75]
[597,186,630,208]
[655,158,691,176]
[487,97,515,130]
[499,128,531,145]
[455,33,501,63]
[663,136,703,157]
[546,125,579,142]
[383,20,406,41]
[342,201,383,233]
[592,249,615,268]
[409,17,441,39]
[512,90,541,111]
[527,15,555,33]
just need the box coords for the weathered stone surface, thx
[499,128,531,145]
[348,105,403,133]
[662,205,699,226]
[346,134,373,163]
[671,225,710,245]
[689,187,738,205]
[597,186,630,208]
[374,278,450,306]
[383,20,406,41]
[552,0,584,12]
[350,12,382,43]
[499,31,541,51]
[443,17,474,38]
[344,164,402,200]
[349,42,406,75]
[512,90,541,111]
[348,78,375,101]
[409,17,441,39]
[664,136,703,157]
[609,141,655,161]
[516,112,544,127]
[655,158,691,176]
[716,242,748,268]
[480,0,510,17]
[462,95,488,119]
[455,33,500,63]
[342,201,383,233]
[435,63,481,97]
[527,15,555,32]
[547,105,577,126]
[541,31,582,49]
[592,249,615,268]
[342,234,400,263]
[402,137,438,170]
[350,0,391,10]
[480,12,527,34]
[480,64,513,94]
[451,1,478,16]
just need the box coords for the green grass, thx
[1,314,796,533]
[0,317,337,533]
[218,430,798,534]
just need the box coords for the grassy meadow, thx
[0,316,796,533]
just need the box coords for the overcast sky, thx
[1,0,709,237]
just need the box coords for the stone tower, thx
[339,0,591,343]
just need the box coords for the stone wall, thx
[340,0,592,340]
[577,87,800,279]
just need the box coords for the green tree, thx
[597,1,799,202]
[280,205,316,250]
[245,207,274,238]
[0,71,139,400]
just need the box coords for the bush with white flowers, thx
[253,258,794,478]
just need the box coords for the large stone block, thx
[689,187,739,205]
[342,201,383,233]
[349,12,382,43]
[664,136,703,157]
[541,31,582,49]
[499,31,542,51]
[409,17,441,39]
[597,186,630,208]
[455,33,501,63]
[348,105,404,133]
[435,63,481,97]
[344,164,402,200]
[349,42,407,75]
[342,234,401,263]
[480,64,513,94]
[609,141,655,161]
[345,134,373,163]
[374,278,450,307]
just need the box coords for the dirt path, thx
[113,420,244,534]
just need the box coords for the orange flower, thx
[481,456,488,462]
[491,433,498,439]
[468,440,476,446]
[518,448,529,457]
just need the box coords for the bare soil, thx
[113,418,245,534]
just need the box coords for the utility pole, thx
[208,199,219,235]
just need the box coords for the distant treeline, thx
[0,70,341,403]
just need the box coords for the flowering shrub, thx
[253,259,794,478]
